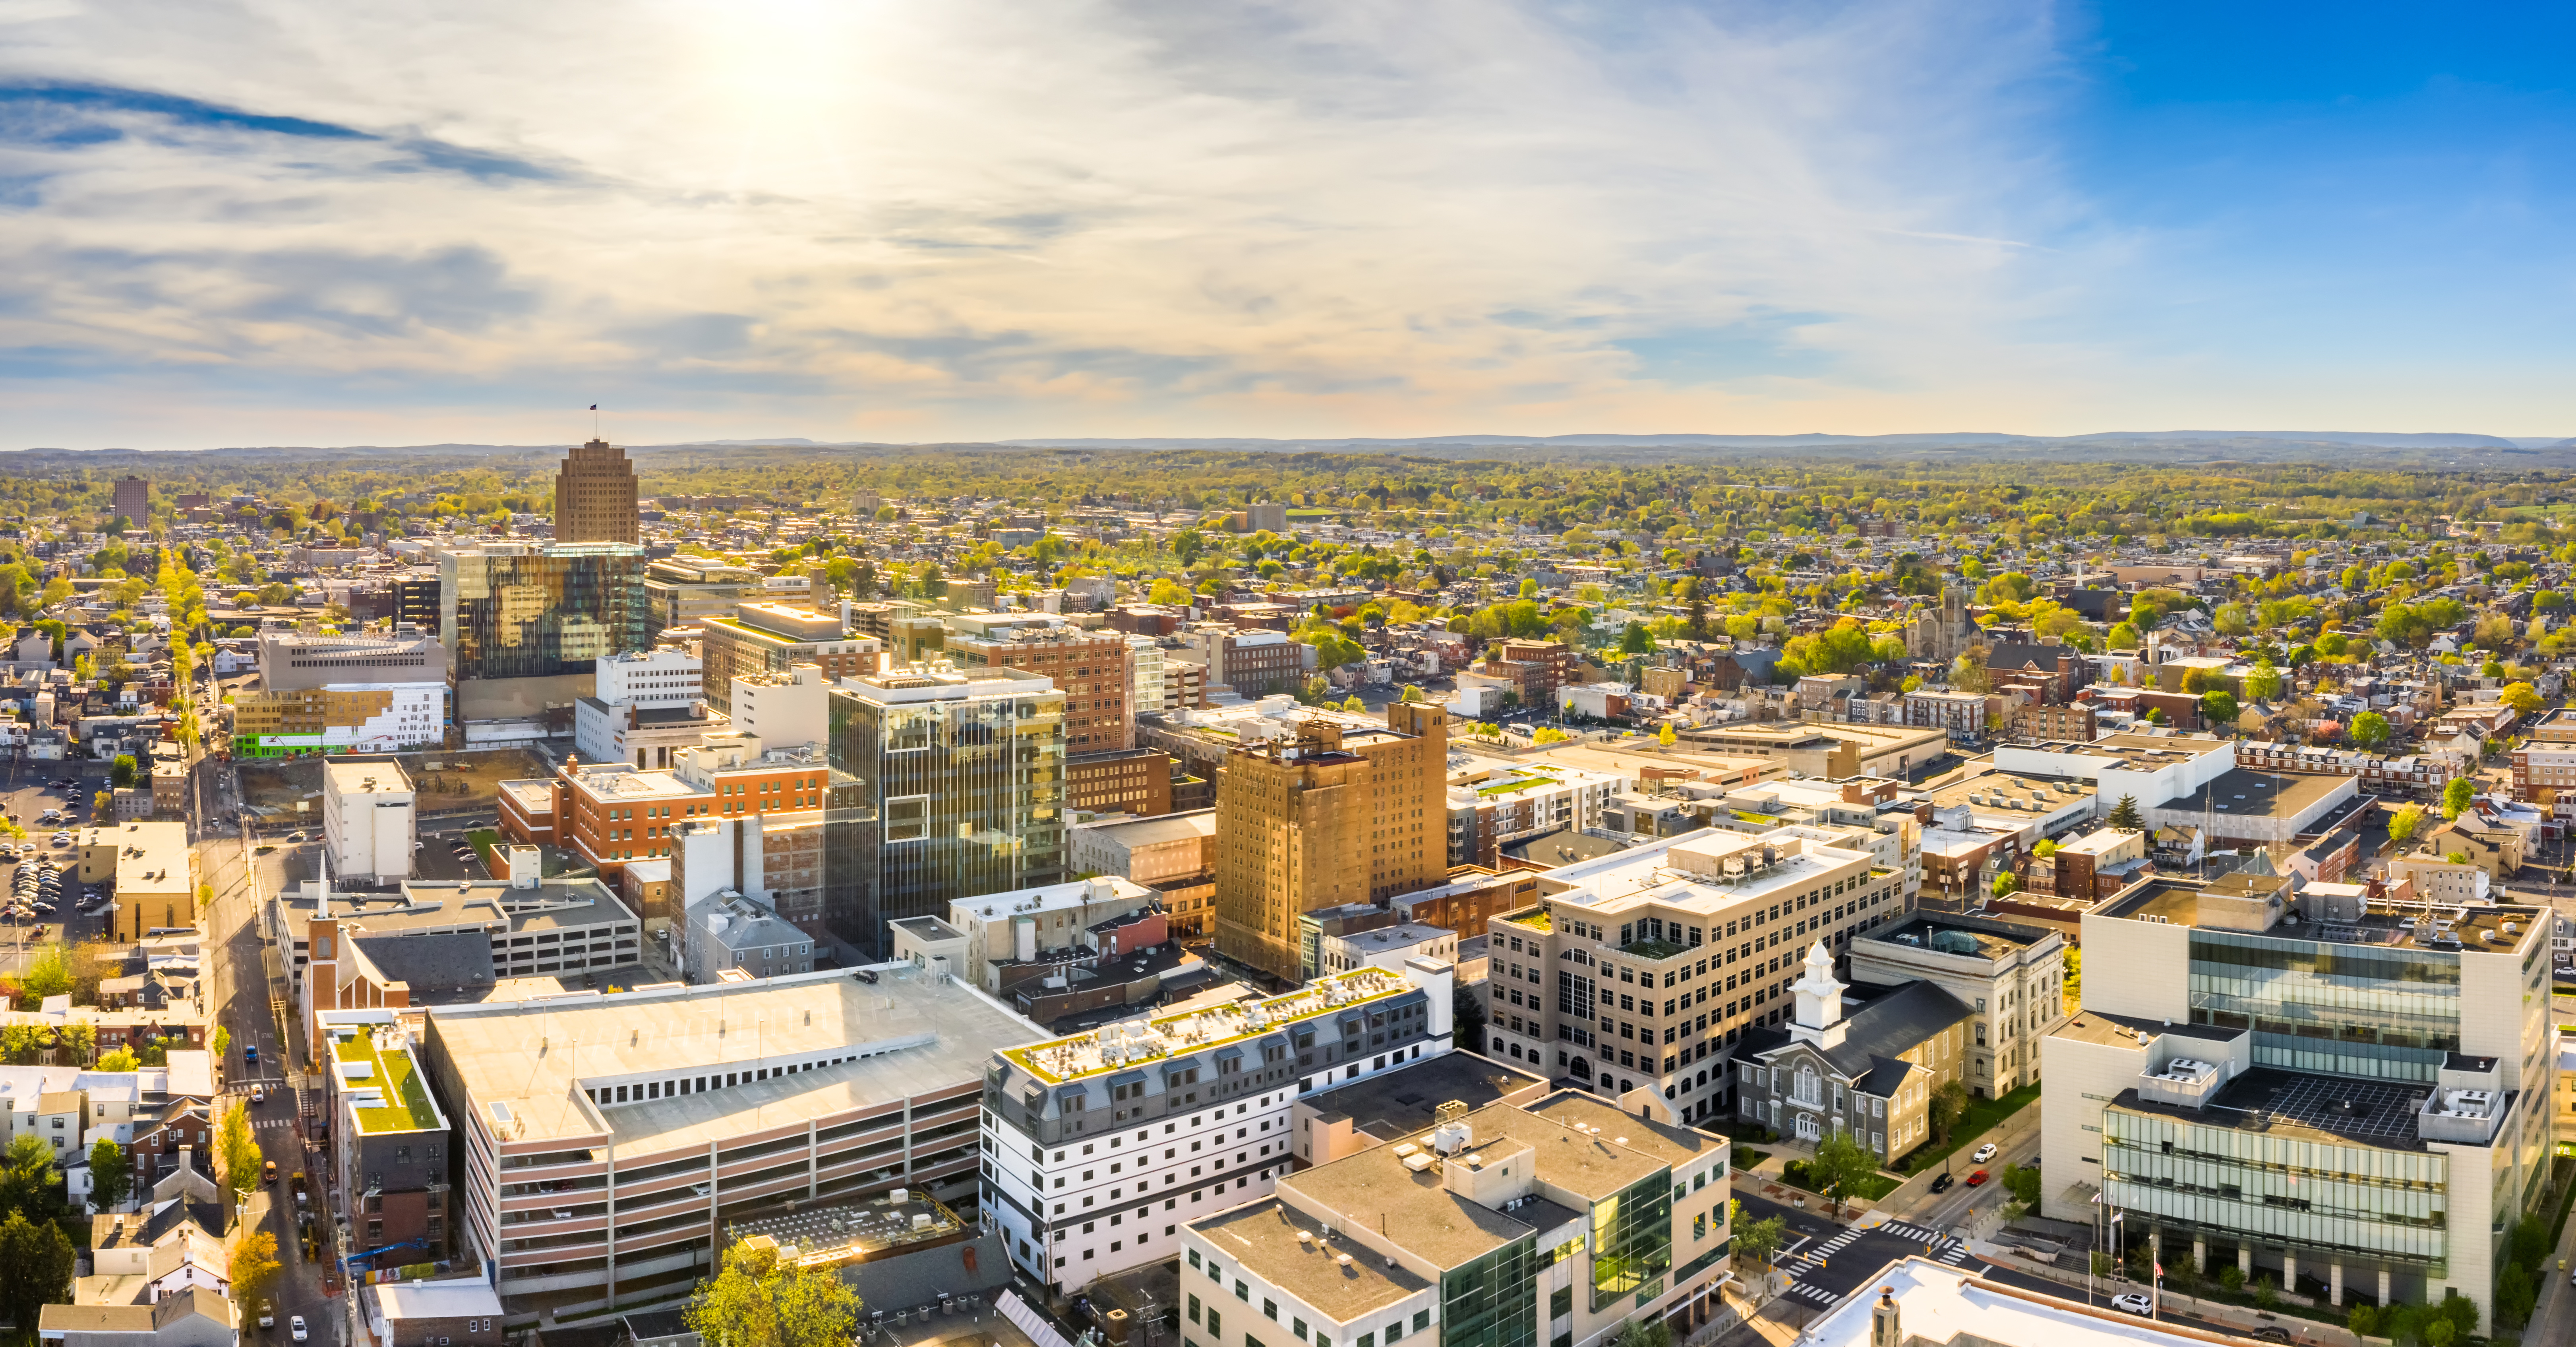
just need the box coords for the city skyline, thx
[9,4,2576,448]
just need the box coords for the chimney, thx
[507,845,542,890]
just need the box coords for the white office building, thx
[323,760,416,886]
[595,648,704,709]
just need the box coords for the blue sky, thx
[1,1,2571,448]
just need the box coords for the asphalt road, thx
[1733,1187,2251,1341]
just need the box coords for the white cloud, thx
[0,0,2130,446]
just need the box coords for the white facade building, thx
[731,664,830,750]
[322,760,416,885]
[1128,636,1165,722]
[594,648,704,709]
[979,960,1455,1291]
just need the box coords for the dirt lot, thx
[236,747,552,818]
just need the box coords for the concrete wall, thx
[2036,1031,2146,1222]
[2073,910,2190,1022]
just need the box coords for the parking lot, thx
[0,759,120,977]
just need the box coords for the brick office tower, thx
[554,438,639,544]
[112,475,149,527]
[1213,702,1448,981]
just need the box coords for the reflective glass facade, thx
[2187,931,2460,1081]
[1438,1236,1536,1347]
[1587,1174,1673,1312]
[2102,1106,2449,1271]
[824,681,1066,953]
[440,544,651,682]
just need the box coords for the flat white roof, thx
[1803,1257,2249,1347]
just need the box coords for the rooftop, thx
[328,1026,445,1135]
[2098,878,2544,951]
[1801,1257,2250,1347]
[726,1191,968,1268]
[2156,767,2349,822]
[1298,1052,1548,1145]
[2110,1066,2435,1151]
[429,965,1033,1152]
[325,761,413,796]
[1862,915,2056,960]
[1007,966,1415,1084]
[1196,1198,1432,1320]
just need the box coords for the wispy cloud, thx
[11,0,2498,446]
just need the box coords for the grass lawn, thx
[466,828,500,871]
[1781,1160,1902,1203]
[1899,1081,2042,1176]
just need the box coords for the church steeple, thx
[1788,940,1848,1049]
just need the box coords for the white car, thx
[2111,1293,2153,1316]
[1972,1143,1998,1163]
[290,1316,309,1342]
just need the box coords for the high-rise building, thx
[2041,873,2557,1332]
[946,617,1134,751]
[698,601,883,712]
[553,438,639,544]
[258,631,449,690]
[439,543,652,721]
[823,667,1067,954]
[111,475,149,526]
[1212,702,1447,981]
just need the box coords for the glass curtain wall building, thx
[441,543,652,721]
[824,666,1066,955]
[2042,874,2555,1333]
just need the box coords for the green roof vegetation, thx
[1475,777,1543,797]
[1504,908,1552,930]
[335,1032,441,1135]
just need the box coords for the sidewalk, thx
[1972,1244,2367,1347]
[1877,1096,2042,1223]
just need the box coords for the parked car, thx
[1972,1143,1997,1163]
[2111,1294,2153,1316]
[1966,1169,1990,1186]
[1928,1172,1954,1194]
[2248,1328,2291,1343]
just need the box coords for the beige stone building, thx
[1213,702,1448,980]
[80,822,195,941]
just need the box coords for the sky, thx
[4,0,2575,449]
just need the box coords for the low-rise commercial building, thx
[1181,1089,1732,1347]
[424,967,1033,1326]
[1847,912,2066,1098]
[80,823,195,942]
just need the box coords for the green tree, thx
[2199,690,2239,728]
[2106,794,2143,831]
[2348,709,2391,750]
[109,754,137,789]
[1148,577,1193,606]
[2500,681,2543,719]
[1927,1080,1969,1146]
[2386,802,2426,845]
[96,1047,139,1073]
[18,946,71,1001]
[684,1236,864,1347]
[1728,1200,1786,1277]
[1809,1130,1878,1221]
[1657,722,1676,748]
[1990,871,2019,899]
[83,1139,128,1216]
[0,1209,75,1333]
[1399,684,1423,703]
[2243,659,2283,702]
[1617,622,1655,655]
[209,1026,231,1061]
[2442,776,2474,820]
[215,1099,261,1204]
[1611,1318,1673,1347]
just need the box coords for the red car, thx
[1966,1169,1990,1186]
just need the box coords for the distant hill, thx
[9,430,2574,469]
